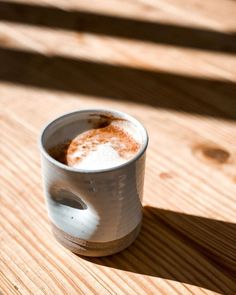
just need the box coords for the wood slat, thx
[1,0,236,294]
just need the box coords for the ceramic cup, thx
[39,109,148,257]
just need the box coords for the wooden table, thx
[1,0,236,294]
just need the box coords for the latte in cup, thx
[49,115,141,170]
[40,109,148,256]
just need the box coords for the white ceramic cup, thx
[39,109,148,256]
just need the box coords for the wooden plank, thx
[1,95,236,294]
[0,23,236,80]
[1,0,236,294]
[0,1,236,55]
[3,0,236,30]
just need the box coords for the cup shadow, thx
[84,206,236,294]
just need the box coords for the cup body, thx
[39,109,148,256]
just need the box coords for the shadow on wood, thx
[0,0,235,54]
[85,206,236,294]
[0,46,235,120]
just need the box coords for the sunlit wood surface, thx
[1,0,236,294]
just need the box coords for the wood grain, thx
[1,0,236,294]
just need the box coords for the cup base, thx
[51,222,142,257]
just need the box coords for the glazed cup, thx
[39,109,148,257]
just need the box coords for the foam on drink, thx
[48,117,141,170]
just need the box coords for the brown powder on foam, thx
[66,124,140,166]
[48,124,140,166]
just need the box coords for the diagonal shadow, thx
[0,0,236,54]
[85,206,236,295]
[0,46,235,120]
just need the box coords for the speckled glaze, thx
[39,109,148,257]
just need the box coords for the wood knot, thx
[159,172,173,180]
[0,36,12,46]
[193,144,230,165]
[202,147,230,164]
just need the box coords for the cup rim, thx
[39,108,148,174]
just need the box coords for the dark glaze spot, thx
[97,119,111,128]
[48,140,72,165]
[14,285,19,290]
[88,114,124,129]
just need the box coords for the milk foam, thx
[72,142,127,170]
[66,120,141,170]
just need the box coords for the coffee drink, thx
[40,109,148,257]
[49,115,141,170]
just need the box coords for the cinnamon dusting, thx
[67,123,140,166]
[48,120,140,167]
